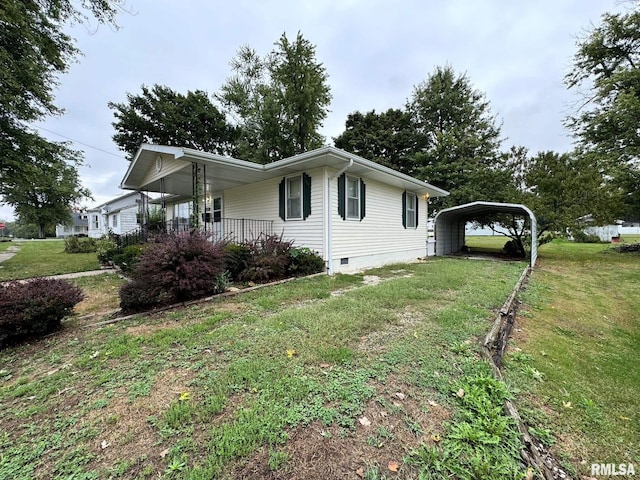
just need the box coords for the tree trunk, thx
[38,223,45,239]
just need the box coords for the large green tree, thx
[566,8,640,220]
[471,149,618,256]
[217,32,332,163]
[1,0,123,213]
[2,143,90,238]
[333,109,418,175]
[109,85,238,159]
[408,66,504,210]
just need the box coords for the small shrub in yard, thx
[64,235,97,253]
[112,244,144,273]
[96,236,118,264]
[572,230,602,243]
[288,247,325,276]
[120,231,227,312]
[0,278,84,348]
[238,234,293,283]
[224,243,251,281]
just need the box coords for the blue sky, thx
[0,0,629,220]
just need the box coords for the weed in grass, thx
[268,448,290,471]
[165,457,187,475]
[407,371,524,480]
[165,399,195,429]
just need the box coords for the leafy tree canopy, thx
[217,32,331,163]
[334,66,505,211]
[566,7,640,220]
[109,85,237,159]
[408,66,504,210]
[2,142,90,238]
[334,109,418,175]
[1,0,124,215]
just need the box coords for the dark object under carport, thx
[434,201,537,267]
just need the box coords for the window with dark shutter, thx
[402,191,417,228]
[338,173,346,220]
[279,174,311,221]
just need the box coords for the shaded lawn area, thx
[502,240,639,477]
[0,240,101,281]
[0,259,527,479]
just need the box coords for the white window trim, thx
[406,192,417,228]
[346,175,360,220]
[286,174,303,220]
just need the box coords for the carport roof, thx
[435,201,535,219]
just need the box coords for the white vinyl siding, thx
[224,168,325,256]
[331,176,427,262]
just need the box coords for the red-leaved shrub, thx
[0,278,84,348]
[238,234,293,283]
[120,231,227,312]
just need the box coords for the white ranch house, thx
[55,211,89,238]
[120,145,448,274]
[87,192,147,238]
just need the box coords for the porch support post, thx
[160,177,166,233]
[203,164,207,233]
[191,162,200,229]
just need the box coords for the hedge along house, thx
[120,144,449,274]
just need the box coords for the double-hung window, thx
[346,176,360,220]
[286,175,302,220]
[406,193,417,228]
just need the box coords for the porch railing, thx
[167,218,274,244]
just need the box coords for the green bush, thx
[572,230,602,243]
[119,231,227,312]
[112,244,144,273]
[96,236,118,264]
[64,236,97,253]
[288,247,325,276]
[224,243,251,281]
[0,278,84,348]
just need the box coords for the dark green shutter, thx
[278,178,285,221]
[415,195,419,227]
[303,173,311,220]
[359,179,366,221]
[337,173,346,220]
[402,191,407,229]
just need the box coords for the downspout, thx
[327,158,353,275]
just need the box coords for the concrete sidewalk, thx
[0,245,20,263]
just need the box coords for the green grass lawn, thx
[0,239,637,479]
[0,259,528,479]
[502,239,639,477]
[0,240,101,281]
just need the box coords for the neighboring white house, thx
[55,211,89,238]
[120,144,449,273]
[87,192,147,238]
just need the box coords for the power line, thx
[34,125,125,159]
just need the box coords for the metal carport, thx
[434,201,537,267]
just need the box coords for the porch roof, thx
[120,144,449,198]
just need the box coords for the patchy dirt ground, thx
[232,375,450,479]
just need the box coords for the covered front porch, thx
[122,145,276,243]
